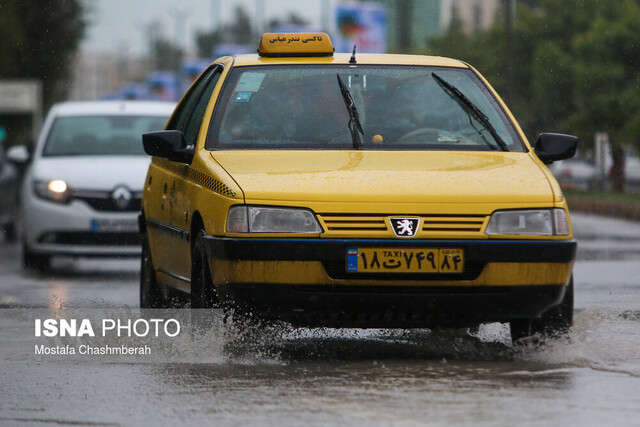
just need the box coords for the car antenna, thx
[349,44,357,64]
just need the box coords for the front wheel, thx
[23,243,50,273]
[140,235,169,308]
[510,277,574,343]
[190,230,219,309]
[3,222,17,242]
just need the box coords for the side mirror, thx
[533,133,578,164]
[6,145,31,165]
[143,130,194,163]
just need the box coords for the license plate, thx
[347,248,464,273]
[90,218,138,233]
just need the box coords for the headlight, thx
[226,206,322,233]
[34,179,71,204]
[485,209,569,236]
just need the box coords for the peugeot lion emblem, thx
[112,186,132,210]
[389,217,420,238]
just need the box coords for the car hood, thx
[213,150,555,207]
[29,156,150,191]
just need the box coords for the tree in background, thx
[0,0,86,146]
[268,12,309,32]
[0,0,86,108]
[427,0,640,191]
[227,6,254,45]
[153,38,184,71]
[196,6,254,58]
[569,0,640,190]
[428,0,598,137]
[196,31,223,59]
[195,8,309,59]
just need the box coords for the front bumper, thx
[204,237,576,328]
[22,195,140,257]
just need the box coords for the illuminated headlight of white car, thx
[33,179,72,204]
[485,209,570,236]
[227,206,323,233]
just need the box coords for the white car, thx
[18,101,174,272]
[618,150,640,188]
[549,157,597,191]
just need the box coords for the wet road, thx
[1,212,640,426]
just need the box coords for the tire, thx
[190,230,219,309]
[23,243,50,273]
[140,235,168,308]
[3,223,17,242]
[510,276,574,343]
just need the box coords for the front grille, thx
[38,232,140,246]
[76,197,141,212]
[71,190,142,212]
[319,214,389,237]
[317,213,489,238]
[421,215,487,235]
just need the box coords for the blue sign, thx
[334,3,388,53]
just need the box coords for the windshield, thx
[42,115,169,157]
[208,65,524,151]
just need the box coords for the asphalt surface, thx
[1,212,640,426]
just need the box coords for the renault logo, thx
[389,217,420,238]
[112,186,132,210]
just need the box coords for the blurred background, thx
[1,0,639,195]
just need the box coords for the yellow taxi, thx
[140,33,578,342]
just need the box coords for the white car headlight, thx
[34,179,71,204]
[485,209,569,236]
[226,206,322,234]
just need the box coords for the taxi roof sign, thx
[258,33,334,57]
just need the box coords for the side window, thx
[183,70,221,146]
[167,65,222,146]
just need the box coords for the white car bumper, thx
[22,193,141,257]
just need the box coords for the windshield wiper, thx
[337,74,364,150]
[431,72,509,152]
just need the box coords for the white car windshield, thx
[209,65,525,151]
[42,115,168,156]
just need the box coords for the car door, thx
[147,65,223,292]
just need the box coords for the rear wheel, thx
[140,235,168,308]
[510,277,574,343]
[190,230,219,309]
[23,243,50,273]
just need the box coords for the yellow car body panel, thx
[212,150,554,205]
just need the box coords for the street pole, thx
[255,0,265,35]
[211,0,220,32]
[143,21,157,72]
[321,0,330,33]
[172,7,189,53]
[504,0,514,102]
[397,0,413,53]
